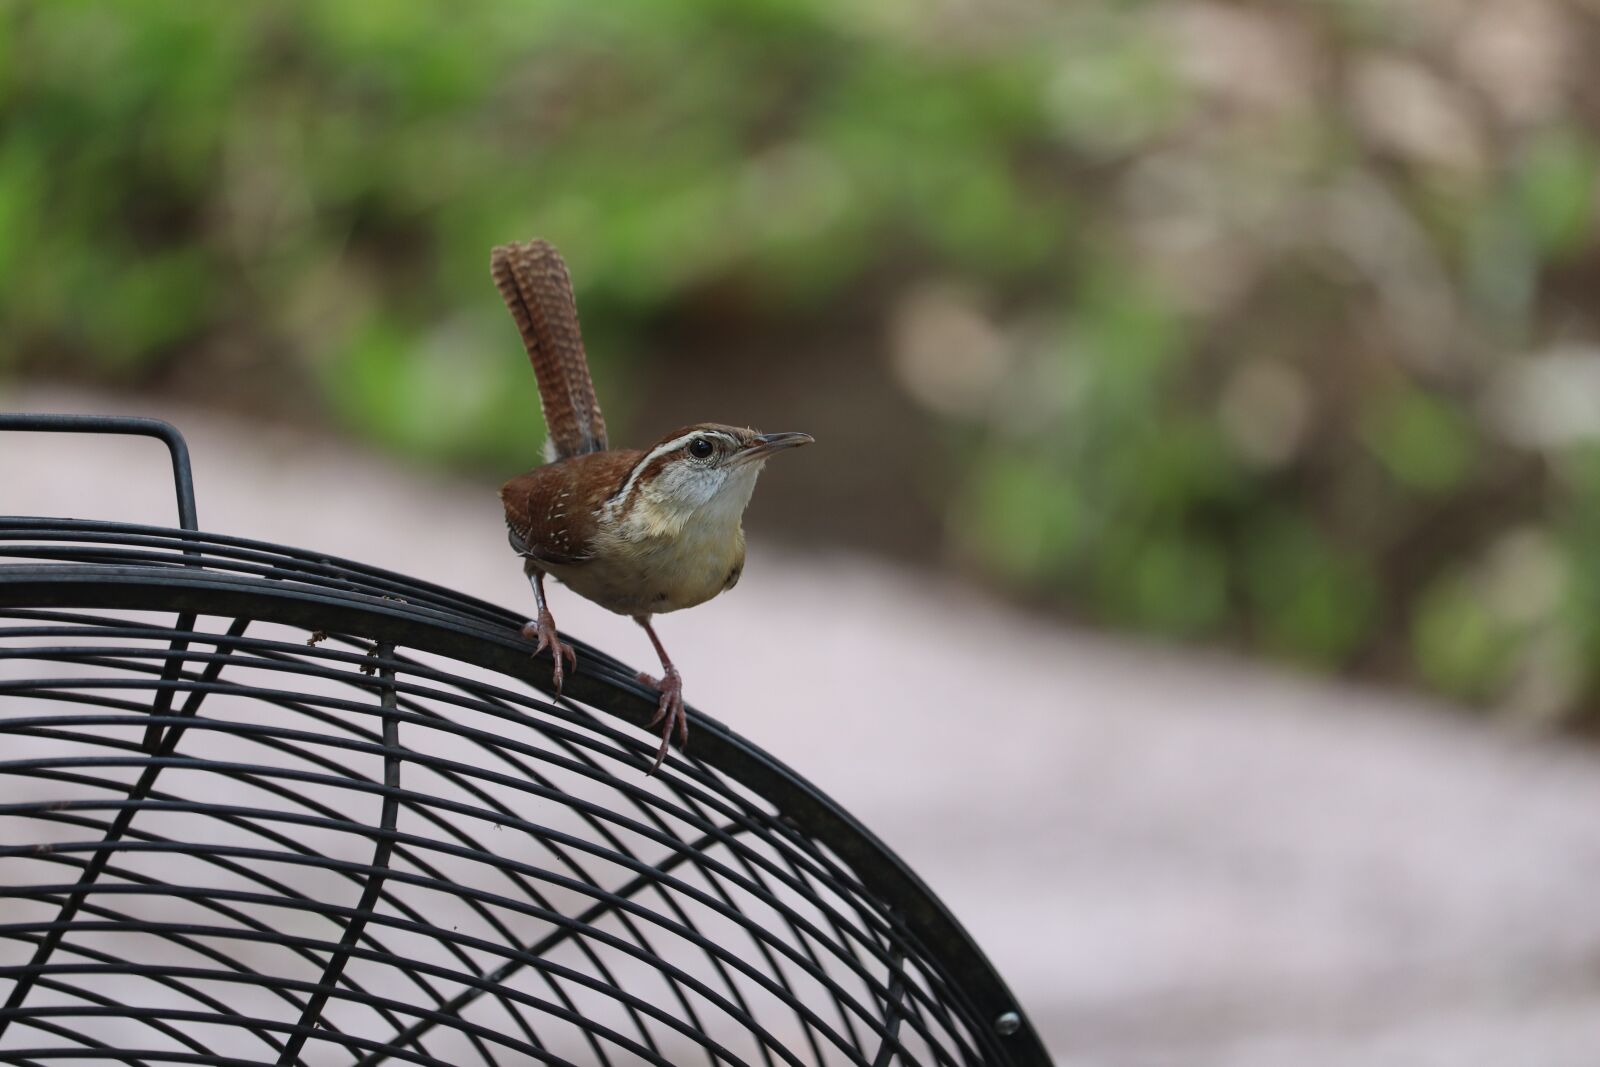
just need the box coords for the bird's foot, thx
[638,667,686,773]
[521,609,576,693]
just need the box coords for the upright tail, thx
[491,239,609,459]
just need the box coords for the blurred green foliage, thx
[3,0,1600,722]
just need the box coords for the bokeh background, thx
[6,1,1600,1062]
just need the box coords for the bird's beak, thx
[733,431,814,465]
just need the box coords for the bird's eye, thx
[688,438,714,459]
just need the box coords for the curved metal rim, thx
[0,518,1053,1066]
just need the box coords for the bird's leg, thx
[635,615,685,773]
[521,563,576,692]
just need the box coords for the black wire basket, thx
[0,414,1049,1066]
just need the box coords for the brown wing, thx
[500,449,642,566]
[491,239,609,459]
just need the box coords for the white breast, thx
[549,463,762,617]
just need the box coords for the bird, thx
[492,238,813,771]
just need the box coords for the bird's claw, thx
[638,668,686,773]
[522,609,576,693]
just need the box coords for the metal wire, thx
[0,417,1049,1066]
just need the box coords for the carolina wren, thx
[491,239,812,771]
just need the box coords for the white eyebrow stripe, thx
[604,430,743,513]
[605,432,702,512]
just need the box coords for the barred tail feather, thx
[491,239,609,459]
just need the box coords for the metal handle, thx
[0,413,198,531]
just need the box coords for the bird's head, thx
[610,423,813,533]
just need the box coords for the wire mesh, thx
[0,418,1047,1066]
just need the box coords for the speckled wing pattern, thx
[491,239,609,459]
[501,449,643,566]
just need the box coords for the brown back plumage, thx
[491,239,609,459]
[501,449,643,565]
